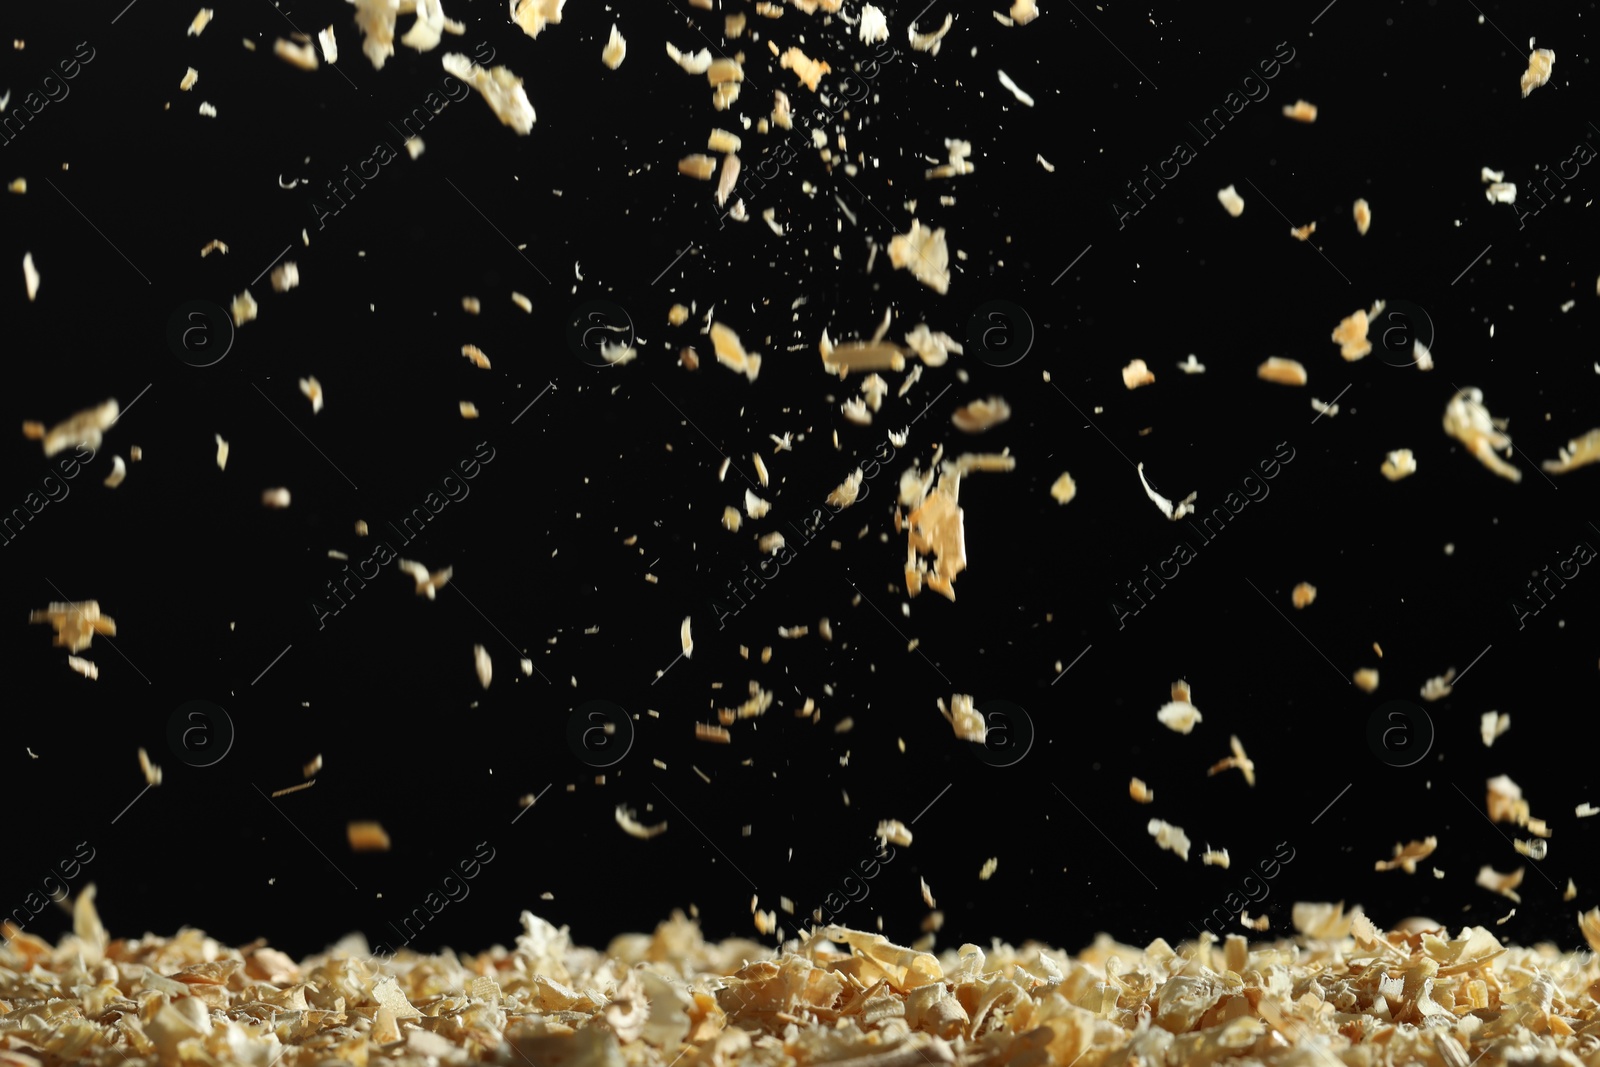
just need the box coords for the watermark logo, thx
[567,700,634,767]
[967,699,1034,767]
[167,700,234,767]
[566,300,635,367]
[1366,699,1433,768]
[966,301,1034,367]
[1373,299,1434,369]
[168,300,235,367]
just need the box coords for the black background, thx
[2,0,1597,963]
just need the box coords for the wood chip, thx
[440,53,535,134]
[695,722,730,743]
[1282,99,1317,122]
[261,488,291,508]
[461,344,491,369]
[1353,198,1371,235]
[1540,428,1600,473]
[601,23,626,68]
[1258,357,1307,385]
[1291,582,1316,608]
[299,376,323,412]
[887,219,951,294]
[1381,448,1417,481]
[681,616,694,659]
[67,655,99,680]
[1050,472,1076,504]
[778,46,830,89]
[1289,222,1316,241]
[103,455,126,488]
[347,821,391,851]
[951,397,1010,432]
[679,154,717,180]
[615,806,667,839]
[1148,819,1191,861]
[1444,387,1520,481]
[22,251,39,301]
[876,819,912,847]
[1121,359,1156,389]
[1521,47,1554,97]
[1375,836,1437,873]
[1217,184,1244,216]
[978,857,997,880]
[274,37,319,69]
[1353,668,1379,691]
[474,644,492,689]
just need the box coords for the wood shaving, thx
[1049,472,1076,504]
[827,468,865,509]
[474,644,492,689]
[461,344,491,369]
[1121,358,1155,389]
[876,819,912,847]
[978,857,997,880]
[230,288,257,326]
[34,397,117,457]
[1375,836,1437,874]
[615,806,667,840]
[319,25,338,63]
[1156,697,1201,734]
[905,471,968,600]
[938,694,985,743]
[860,4,889,42]
[397,559,453,599]
[1137,462,1197,521]
[779,47,830,90]
[303,753,322,777]
[270,261,299,292]
[681,616,694,659]
[1257,357,1307,385]
[745,488,771,518]
[215,433,229,470]
[188,7,213,35]
[1201,849,1230,868]
[1206,734,1255,786]
[1331,304,1381,360]
[601,23,626,68]
[1147,818,1191,861]
[346,820,391,851]
[1291,581,1316,608]
[909,14,954,54]
[1353,667,1379,691]
[1539,428,1600,473]
[8,902,1600,1066]
[8,177,25,193]
[1521,47,1554,97]
[1381,448,1417,481]
[460,401,480,418]
[1420,667,1455,701]
[1282,99,1317,121]
[440,53,535,134]
[1480,711,1510,747]
[903,324,963,365]
[887,219,951,294]
[1443,387,1521,481]
[103,455,126,488]
[274,37,319,69]
[261,488,291,508]
[1289,222,1316,240]
[925,139,975,180]
[711,322,763,381]
[510,0,564,39]
[1217,184,1244,216]
[951,397,1010,432]
[695,722,730,743]
[298,375,323,412]
[22,251,39,301]
[1353,198,1371,234]
[996,68,1033,105]
[1476,864,1524,903]
[67,655,99,680]
[1129,777,1153,803]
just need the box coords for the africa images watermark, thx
[1112,441,1298,629]
[711,36,901,230]
[1508,131,1598,230]
[0,442,97,549]
[308,39,497,231]
[1510,534,1595,630]
[310,440,497,628]
[1111,39,1296,230]
[0,40,97,148]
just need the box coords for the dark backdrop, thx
[2,0,1597,961]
